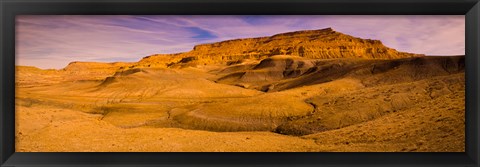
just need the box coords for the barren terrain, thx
[16,28,465,152]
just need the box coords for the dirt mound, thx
[165,92,313,132]
[113,68,145,77]
[217,55,317,91]
[97,68,147,87]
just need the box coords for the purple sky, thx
[16,15,465,69]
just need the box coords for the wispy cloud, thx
[16,15,464,69]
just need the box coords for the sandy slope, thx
[16,105,320,152]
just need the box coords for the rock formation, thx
[137,27,424,68]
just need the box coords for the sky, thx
[16,15,465,69]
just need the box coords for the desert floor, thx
[15,56,465,152]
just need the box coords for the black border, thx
[1,0,479,166]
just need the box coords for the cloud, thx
[184,27,218,39]
[16,15,464,69]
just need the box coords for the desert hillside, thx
[15,28,464,152]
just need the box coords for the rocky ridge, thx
[136,27,424,68]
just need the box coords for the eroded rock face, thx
[215,56,465,93]
[137,27,424,67]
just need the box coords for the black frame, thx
[1,0,479,166]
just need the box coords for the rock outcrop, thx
[137,27,424,67]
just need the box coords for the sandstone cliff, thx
[137,27,424,68]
